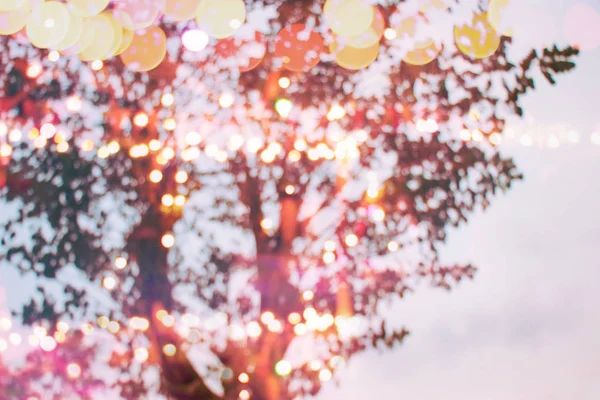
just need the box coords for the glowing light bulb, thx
[66,96,82,112]
[163,344,177,356]
[149,140,162,151]
[247,321,262,338]
[103,276,117,290]
[133,112,149,128]
[345,234,359,248]
[48,51,60,62]
[161,315,175,327]
[268,320,282,333]
[239,389,250,400]
[260,218,273,231]
[107,321,120,333]
[384,28,397,40]
[26,63,42,78]
[163,118,177,131]
[324,240,336,252]
[40,123,56,138]
[275,98,293,118]
[319,369,333,382]
[114,257,127,270]
[302,290,314,301]
[278,77,291,89]
[174,195,186,207]
[285,185,295,195]
[161,233,175,248]
[274,360,292,377]
[161,93,175,107]
[135,347,149,362]
[0,144,12,158]
[40,336,57,352]
[182,29,209,52]
[294,138,307,151]
[185,131,202,146]
[162,194,174,207]
[175,171,188,184]
[323,251,336,264]
[288,313,301,325]
[288,150,301,162]
[472,130,484,142]
[219,92,234,108]
[66,363,81,379]
[149,170,163,183]
[56,322,69,333]
[327,104,346,121]
[489,132,502,146]
[238,373,250,383]
[91,60,103,71]
[387,241,399,252]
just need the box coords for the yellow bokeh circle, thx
[120,26,167,72]
[114,28,134,56]
[26,1,71,49]
[403,40,440,66]
[487,0,513,37]
[78,12,115,61]
[0,0,27,12]
[0,0,30,36]
[55,9,83,51]
[67,0,109,18]
[324,0,374,38]
[346,6,384,49]
[164,0,199,22]
[330,40,380,70]
[454,12,501,59]
[114,0,164,31]
[195,0,246,39]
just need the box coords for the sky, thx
[317,1,600,398]
[2,0,600,399]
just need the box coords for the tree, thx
[0,0,577,399]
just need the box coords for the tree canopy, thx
[0,0,577,399]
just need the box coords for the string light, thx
[102,276,117,290]
[174,194,186,207]
[278,77,291,89]
[48,51,60,62]
[288,313,301,325]
[274,360,292,377]
[161,93,175,107]
[133,112,149,128]
[219,92,234,108]
[302,290,314,301]
[238,373,250,383]
[135,347,149,362]
[293,323,307,336]
[239,390,250,400]
[319,368,333,382]
[66,96,82,112]
[40,336,57,352]
[66,363,81,379]
[182,29,209,52]
[344,234,359,247]
[161,233,175,248]
[387,240,399,252]
[91,60,103,71]
[247,321,262,338]
[107,321,120,334]
[163,344,177,357]
[162,194,174,207]
[163,118,177,131]
[114,257,128,270]
[26,63,42,78]
[384,28,397,40]
[149,170,163,183]
[149,139,162,151]
[175,171,188,184]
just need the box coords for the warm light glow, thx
[323,251,336,264]
[0,144,12,158]
[107,141,120,154]
[294,138,307,152]
[372,207,385,222]
[175,171,188,184]
[228,134,245,151]
[115,256,128,270]
[274,360,292,377]
[56,141,69,153]
[260,311,275,325]
[161,233,175,248]
[34,136,48,149]
[288,312,301,325]
[387,240,399,252]
[133,112,149,128]
[40,336,57,352]
[130,317,150,331]
[54,331,66,343]
[261,150,276,163]
[98,146,110,159]
[9,129,22,142]
[285,185,295,195]
[302,290,314,301]
[97,316,110,329]
[66,363,81,379]
[260,218,274,231]
[239,389,250,400]
[293,323,307,336]
[219,92,234,108]
[278,76,291,89]
[303,307,318,321]
[247,321,262,338]
[162,194,175,207]
[81,323,94,335]
[384,27,397,40]
[163,343,177,357]
[472,129,484,142]
[103,276,117,290]
[0,340,6,352]
[48,50,60,62]
[149,170,163,183]
[185,131,202,146]
[91,60,103,71]
[56,321,69,333]
[149,140,162,151]
[161,315,175,327]
[182,29,209,52]
[135,347,149,362]
[344,234,359,247]
[327,104,346,121]
[27,63,42,78]
[319,368,333,382]
[275,98,293,118]
[163,118,177,131]
[288,150,301,162]
[489,132,502,146]
[34,326,47,338]
[81,139,94,152]
[107,321,120,334]
[174,195,186,207]
[267,319,283,333]
[66,96,82,112]
[161,93,175,107]
[238,372,250,383]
